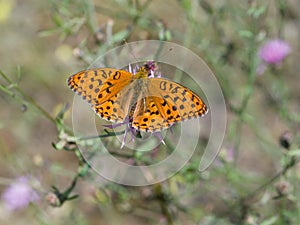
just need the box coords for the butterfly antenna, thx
[123,39,142,73]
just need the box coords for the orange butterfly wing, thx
[68,67,208,132]
[131,78,208,132]
[68,68,133,122]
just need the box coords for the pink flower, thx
[1,176,39,211]
[258,39,291,65]
[219,147,234,163]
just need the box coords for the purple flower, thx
[2,176,39,211]
[214,147,235,166]
[258,39,291,65]
[220,147,234,163]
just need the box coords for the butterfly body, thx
[68,62,208,133]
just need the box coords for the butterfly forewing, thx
[68,68,133,122]
[148,78,208,120]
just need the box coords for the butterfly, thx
[67,61,208,133]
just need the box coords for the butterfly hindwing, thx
[93,83,140,123]
[131,96,175,132]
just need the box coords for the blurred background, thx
[0,0,299,224]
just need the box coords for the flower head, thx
[258,39,291,65]
[219,147,234,163]
[1,176,39,211]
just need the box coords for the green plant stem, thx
[154,184,174,225]
[0,70,56,123]
[77,130,125,140]
[234,156,297,222]
[233,26,258,163]
[244,156,296,201]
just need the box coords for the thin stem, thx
[154,184,174,225]
[233,18,258,162]
[0,70,56,123]
[77,130,125,140]
[244,156,296,201]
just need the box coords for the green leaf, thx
[238,30,253,39]
[259,216,278,225]
[287,149,300,156]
